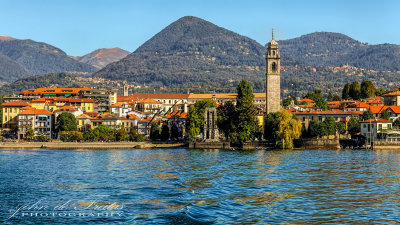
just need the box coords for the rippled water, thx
[1,149,400,224]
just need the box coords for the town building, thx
[1,100,31,130]
[360,118,392,139]
[17,109,53,139]
[293,109,363,130]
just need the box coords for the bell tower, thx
[123,80,129,96]
[266,30,281,114]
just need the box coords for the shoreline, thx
[0,142,187,150]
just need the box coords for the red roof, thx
[137,98,162,104]
[1,100,31,107]
[369,106,386,114]
[299,98,315,103]
[294,109,363,115]
[19,109,53,115]
[55,105,78,112]
[360,118,392,123]
[21,87,90,94]
[383,91,400,96]
[131,93,190,99]
[117,96,137,102]
[167,112,187,119]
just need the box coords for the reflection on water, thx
[1,149,400,224]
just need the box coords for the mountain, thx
[278,32,400,71]
[93,16,278,92]
[0,36,97,82]
[0,53,30,81]
[76,48,130,69]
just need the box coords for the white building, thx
[18,109,54,139]
[111,102,133,117]
[360,118,392,139]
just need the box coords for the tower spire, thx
[272,28,274,41]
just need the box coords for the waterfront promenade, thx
[0,142,186,150]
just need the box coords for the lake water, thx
[1,148,400,224]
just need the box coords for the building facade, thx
[265,32,281,114]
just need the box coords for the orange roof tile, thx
[20,87,90,94]
[132,93,190,99]
[388,106,400,114]
[383,91,400,96]
[294,109,363,115]
[167,112,188,119]
[55,106,78,112]
[21,106,36,110]
[299,98,315,103]
[369,106,386,114]
[360,118,392,123]
[137,98,162,104]
[19,109,53,115]
[1,100,31,107]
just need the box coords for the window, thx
[363,124,366,128]
[319,116,322,121]
[302,117,305,122]
[272,62,277,72]
[388,124,392,130]
[272,50,276,56]
[4,108,7,113]
[379,124,382,130]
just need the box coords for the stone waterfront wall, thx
[373,141,400,150]
[189,142,231,150]
[299,138,341,150]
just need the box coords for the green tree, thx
[332,95,342,101]
[93,125,114,141]
[327,91,334,102]
[382,109,391,120]
[59,131,83,142]
[129,129,145,142]
[323,117,336,136]
[275,109,302,149]
[347,116,360,137]
[160,123,170,141]
[393,118,400,128]
[185,99,217,139]
[342,83,351,100]
[26,128,35,141]
[282,96,298,107]
[83,128,98,141]
[217,101,237,141]
[360,80,376,99]
[375,88,386,96]
[336,121,346,135]
[361,110,374,121]
[264,112,279,142]
[236,80,258,143]
[350,81,361,100]
[150,123,161,140]
[308,121,325,138]
[315,98,329,111]
[56,112,77,132]
[115,128,129,141]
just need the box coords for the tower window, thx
[273,50,276,56]
[272,62,277,72]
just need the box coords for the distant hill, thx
[0,36,97,82]
[278,32,400,71]
[76,48,130,69]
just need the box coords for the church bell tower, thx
[266,30,281,114]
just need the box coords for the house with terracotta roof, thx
[130,93,190,114]
[111,102,133,117]
[120,114,141,132]
[20,87,90,98]
[360,118,392,139]
[76,114,93,132]
[343,101,370,112]
[293,109,363,130]
[54,105,83,118]
[90,113,120,129]
[138,117,161,135]
[369,106,400,121]
[17,109,54,139]
[136,99,163,114]
[383,91,400,106]
[167,112,187,138]
[1,100,31,130]
[31,97,94,112]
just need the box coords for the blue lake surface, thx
[1,148,400,224]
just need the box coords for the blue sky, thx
[0,0,398,56]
